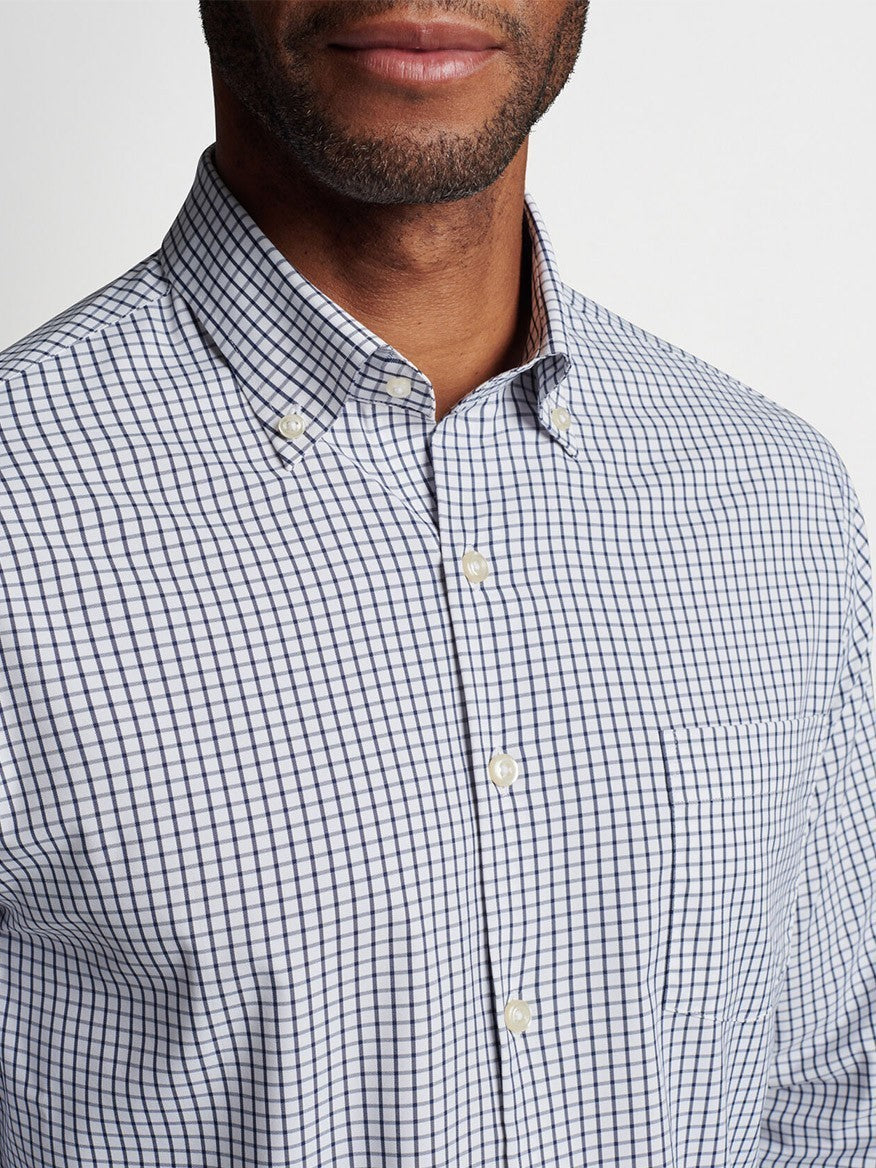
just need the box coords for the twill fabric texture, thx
[0,143,874,1168]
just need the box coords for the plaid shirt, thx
[0,143,873,1167]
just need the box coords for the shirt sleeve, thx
[759,462,876,1165]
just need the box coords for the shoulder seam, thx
[561,281,769,405]
[0,251,167,388]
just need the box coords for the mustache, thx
[290,0,527,49]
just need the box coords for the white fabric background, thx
[2,0,873,575]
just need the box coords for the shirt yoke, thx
[0,255,849,508]
[0,252,168,385]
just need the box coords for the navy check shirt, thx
[0,143,874,1167]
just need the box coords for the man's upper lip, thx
[328,21,503,52]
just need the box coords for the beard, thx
[199,0,589,205]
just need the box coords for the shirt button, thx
[504,999,532,1034]
[276,411,307,439]
[461,549,490,583]
[385,375,412,399]
[488,751,519,789]
[550,405,572,431]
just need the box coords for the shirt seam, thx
[0,254,168,391]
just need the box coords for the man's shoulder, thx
[560,282,849,496]
[0,251,169,389]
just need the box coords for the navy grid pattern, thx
[0,142,873,1167]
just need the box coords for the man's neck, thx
[212,109,532,424]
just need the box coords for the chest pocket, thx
[658,712,826,1023]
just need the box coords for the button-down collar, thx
[159,144,579,469]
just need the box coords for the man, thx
[0,1,872,1164]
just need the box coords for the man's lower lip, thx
[329,46,499,83]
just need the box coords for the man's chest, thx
[0,414,840,1031]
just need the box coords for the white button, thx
[276,411,307,439]
[385,375,412,399]
[550,405,572,432]
[488,752,519,789]
[461,549,490,583]
[504,999,532,1034]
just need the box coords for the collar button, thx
[385,375,412,399]
[550,405,572,432]
[276,411,307,440]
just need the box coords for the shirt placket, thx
[429,387,549,1168]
